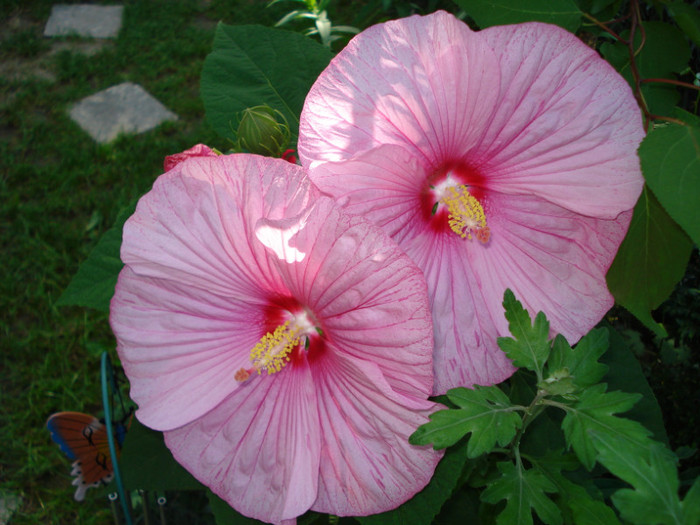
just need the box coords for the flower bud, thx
[236,105,291,158]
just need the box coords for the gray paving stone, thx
[69,82,178,143]
[44,4,124,38]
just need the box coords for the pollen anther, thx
[441,185,490,243]
[249,321,301,375]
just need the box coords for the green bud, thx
[236,105,291,157]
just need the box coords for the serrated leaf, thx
[357,439,471,525]
[606,185,693,337]
[410,386,522,455]
[531,453,621,525]
[481,461,562,525]
[590,432,683,525]
[547,329,608,390]
[668,1,700,47]
[454,0,582,32]
[560,384,650,470]
[640,123,700,246]
[600,22,691,116]
[56,204,134,311]
[201,23,333,145]
[120,418,203,491]
[498,290,550,376]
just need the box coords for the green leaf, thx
[56,205,133,311]
[682,476,700,525]
[453,0,582,32]
[606,185,693,337]
[546,329,608,390]
[497,289,551,377]
[531,452,622,525]
[410,386,522,455]
[481,461,562,525]
[590,432,684,525]
[120,418,204,491]
[640,123,700,246]
[667,1,700,47]
[560,384,651,470]
[357,439,471,525]
[600,323,669,445]
[201,23,333,145]
[207,490,262,524]
[600,22,691,116]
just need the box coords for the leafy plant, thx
[410,290,699,525]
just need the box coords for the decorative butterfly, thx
[47,352,133,502]
[46,411,128,501]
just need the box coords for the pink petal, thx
[112,155,321,430]
[299,11,501,166]
[163,143,218,172]
[309,351,442,516]
[164,364,321,524]
[473,22,644,217]
[270,196,434,397]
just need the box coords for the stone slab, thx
[69,82,178,143]
[44,4,124,38]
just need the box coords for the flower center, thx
[422,163,490,242]
[235,310,320,382]
[442,185,490,243]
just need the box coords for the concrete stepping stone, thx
[69,82,178,143]
[44,4,124,38]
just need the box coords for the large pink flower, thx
[299,11,645,394]
[110,154,442,523]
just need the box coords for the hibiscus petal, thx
[309,351,443,516]
[299,11,501,166]
[164,365,321,524]
[475,22,644,217]
[268,195,435,397]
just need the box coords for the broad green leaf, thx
[606,185,693,337]
[453,0,582,32]
[410,386,522,455]
[207,490,262,524]
[201,23,333,145]
[590,432,683,525]
[668,1,700,47]
[120,418,203,491]
[56,204,133,311]
[560,384,650,470]
[546,328,608,390]
[640,123,700,246]
[481,461,562,525]
[357,439,471,525]
[682,476,700,525]
[600,22,690,116]
[497,289,551,377]
[601,323,669,445]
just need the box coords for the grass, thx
[0,1,287,522]
[2,0,698,524]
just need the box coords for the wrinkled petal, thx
[310,351,442,515]
[111,268,265,430]
[271,196,434,397]
[164,364,321,524]
[299,11,501,166]
[474,22,644,217]
[164,143,218,172]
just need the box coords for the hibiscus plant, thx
[57,0,699,524]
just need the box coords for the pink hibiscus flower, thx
[110,154,442,523]
[298,11,645,394]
